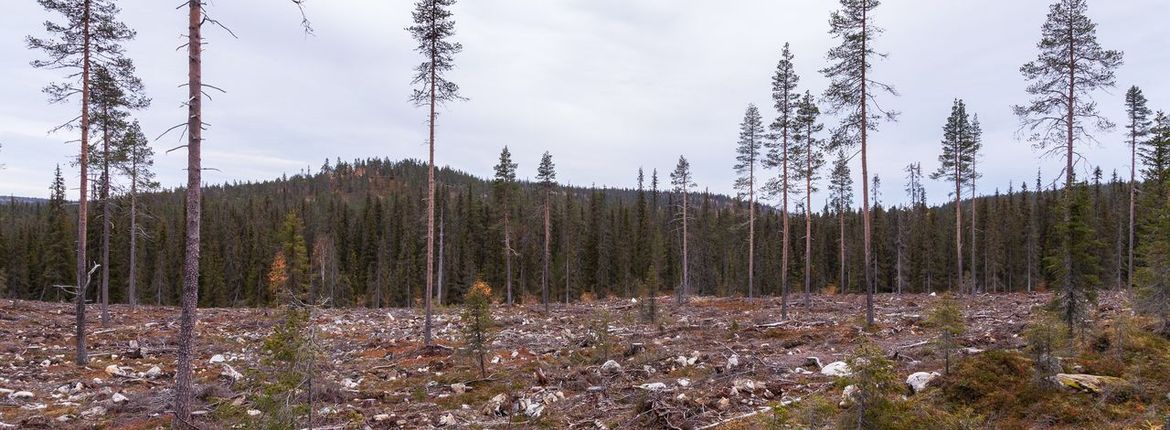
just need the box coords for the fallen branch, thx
[695,406,771,430]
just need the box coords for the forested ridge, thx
[0,155,1152,308]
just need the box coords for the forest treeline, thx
[2,154,1162,308]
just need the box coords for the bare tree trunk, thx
[748,175,755,299]
[839,210,846,293]
[679,188,689,305]
[896,211,904,295]
[74,0,92,367]
[173,1,202,427]
[860,2,874,326]
[128,167,138,308]
[804,139,813,307]
[955,161,964,294]
[780,141,789,316]
[542,189,551,313]
[437,209,444,306]
[970,168,977,294]
[1129,118,1137,292]
[100,110,111,326]
[423,40,436,346]
[505,213,513,305]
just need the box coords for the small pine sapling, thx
[840,340,900,429]
[462,279,494,378]
[591,311,613,364]
[928,293,966,374]
[1024,312,1069,389]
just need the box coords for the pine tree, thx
[929,99,980,293]
[28,0,137,365]
[734,104,765,298]
[537,151,556,312]
[794,91,824,308]
[671,156,695,304]
[462,280,493,377]
[1045,181,1102,333]
[821,0,898,325]
[409,0,465,346]
[118,122,155,308]
[829,151,854,293]
[492,146,518,305]
[766,43,800,316]
[44,166,73,298]
[1124,86,1151,292]
[968,115,983,292]
[1016,0,1120,332]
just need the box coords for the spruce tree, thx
[766,43,800,316]
[492,146,518,305]
[734,104,765,298]
[409,0,465,345]
[1124,86,1151,291]
[821,0,898,325]
[118,122,155,308]
[537,151,556,312]
[1016,0,1121,331]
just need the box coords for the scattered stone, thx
[144,366,162,379]
[821,361,852,377]
[906,371,940,394]
[677,378,691,387]
[450,383,469,394]
[112,393,129,404]
[675,355,689,367]
[80,406,107,418]
[716,397,731,410]
[726,354,740,370]
[8,391,33,400]
[638,382,668,392]
[104,364,127,377]
[40,359,51,367]
[220,364,243,381]
[439,413,458,426]
[803,356,823,369]
[961,347,985,355]
[209,354,225,364]
[246,409,261,417]
[840,385,858,407]
[1053,373,1128,394]
[733,379,758,393]
[341,378,360,389]
[601,360,622,374]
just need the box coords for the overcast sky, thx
[1,0,1167,208]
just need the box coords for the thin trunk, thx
[423,17,437,345]
[839,210,846,292]
[437,209,444,306]
[100,110,110,326]
[1128,117,1137,292]
[128,168,138,308]
[75,0,92,367]
[896,211,904,294]
[955,157,964,294]
[679,188,689,305]
[860,2,874,326]
[173,0,203,426]
[781,139,790,316]
[970,171,977,294]
[748,167,755,299]
[1063,16,1076,330]
[542,189,550,313]
[505,213,513,305]
[804,134,813,307]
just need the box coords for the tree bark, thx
[861,1,875,326]
[505,212,513,305]
[100,108,111,326]
[173,1,202,426]
[780,134,789,316]
[955,152,964,294]
[437,208,444,306]
[74,0,92,367]
[423,5,437,344]
[543,189,551,312]
[804,129,813,307]
[128,165,138,308]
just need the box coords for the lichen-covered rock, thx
[1052,373,1127,394]
[906,371,940,394]
[821,361,852,377]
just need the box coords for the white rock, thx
[821,361,852,377]
[601,360,622,374]
[439,413,458,426]
[840,385,858,407]
[677,378,691,387]
[0,389,12,396]
[732,379,757,392]
[104,364,126,377]
[716,397,730,410]
[675,355,689,367]
[209,354,225,364]
[450,383,469,394]
[8,391,33,400]
[246,409,261,417]
[112,393,129,403]
[81,405,107,418]
[491,355,501,364]
[906,371,940,394]
[373,414,391,421]
[929,292,937,297]
[675,393,688,401]
[0,421,16,429]
[726,354,740,369]
[144,366,162,379]
[638,382,668,392]
[220,364,243,381]
[341,378,359,389]
[40,359,51,367]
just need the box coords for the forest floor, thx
[0,291,1140,429]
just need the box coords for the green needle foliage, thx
[928,293,966,374]
[462,279,494,377]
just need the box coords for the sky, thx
[1,0,1167,208]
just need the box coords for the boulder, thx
[450,383,469,394]
[112,393,129,404]
[8,391,33,400]
[803,356,823,370]
[220,364,243,381]
[1053,373,1127,394]
[906,371,940,394]
[209,354,225,364]
[143,366,163,379]
[638,382,668,392]
[601,360,622,374]
[439,413,458,426]
[821,361,852,377]
[839,385,858,407]
[246,409,261,417]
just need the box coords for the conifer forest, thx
[2,1,1170,429]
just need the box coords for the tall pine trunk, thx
[970,169,977,293]
[128,166,138,308]
[505,213,513,305]
[804,140,813,306]
[1128,113,1137,292]
[748,170,755,299]
[74,0,92,366]
[100,110,111,326]
[839,210,846,292]
[437,209,444,306]
[781,139,790,315]
[860,2,874,325]
[543,189,551,312]
[955,157,964,293]
[173,1,202,426]
[679,190,689,305]
[423,31,437,346]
